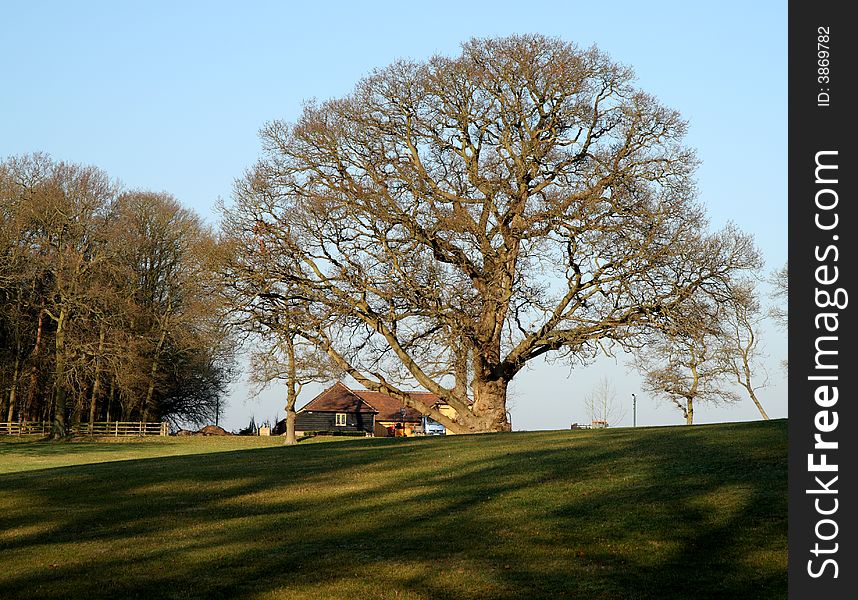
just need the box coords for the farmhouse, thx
[277,383,456,437]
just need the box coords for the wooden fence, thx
[0,421,169,436]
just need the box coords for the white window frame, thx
[335,413,347,426]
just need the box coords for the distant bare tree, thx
[718,282,769,420]
[221,34,761,433]
[768,263,788,330]
[636,297,740,425]
[583,376,627,427]
[248,333,338,444]
[767,263,788,374]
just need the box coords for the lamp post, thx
[631,394,637,428]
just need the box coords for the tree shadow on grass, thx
[0,420,787,599]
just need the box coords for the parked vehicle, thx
[421,416,446,435]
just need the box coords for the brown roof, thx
[298,382,377,414]
[298,383,443,423]
[353,390,441,422]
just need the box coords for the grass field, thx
[0,420,787,599]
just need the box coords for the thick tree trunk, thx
[686,398,694,425]
[453,339,470,403]
[470,378,510,432]
[52,387,67,438]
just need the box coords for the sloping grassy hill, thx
[0,421,786,599]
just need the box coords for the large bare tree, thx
[221,35,760,433]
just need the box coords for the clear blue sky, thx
[1,1,787,431]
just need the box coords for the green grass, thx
[0,421,787,599]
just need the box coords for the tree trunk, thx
[283,336,299,445]
[142,328,168,422]
[88,376,101,431]
[23,311,44,423]
[453,339,470,403]
[51,307,68,439]
[120,391,131,421]
[285,409,297,445]
[70,390,84,427]
[470,377,510,432]
[24,368,39,422]
[747,388,769,420]
[88,326,106,432]
[106,379,115,423]
[52,387,68,438]
[6,356,19,422]
[686,360,698,426]
[739,358,769,420]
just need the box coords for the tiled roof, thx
[298,382,377,414]
[297,383,443,422]
[353,390,441,422]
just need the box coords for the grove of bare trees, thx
[218,34,762,433]
[0,154,233,437]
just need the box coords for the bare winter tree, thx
[220,34,761,433]
[635,294,744,425]
[247,334,338,445]
[768,263,788,330]
[767,263,788,375]
[583,376,627,427]
[717,282,770,420]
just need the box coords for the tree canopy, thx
[219,34,761,433]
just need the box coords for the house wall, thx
[438,405,460,435]
[295,411,374,434]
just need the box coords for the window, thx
[335,413,347,426]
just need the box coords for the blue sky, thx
[1,1,787,431]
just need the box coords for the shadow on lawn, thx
[0,421,787,599]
